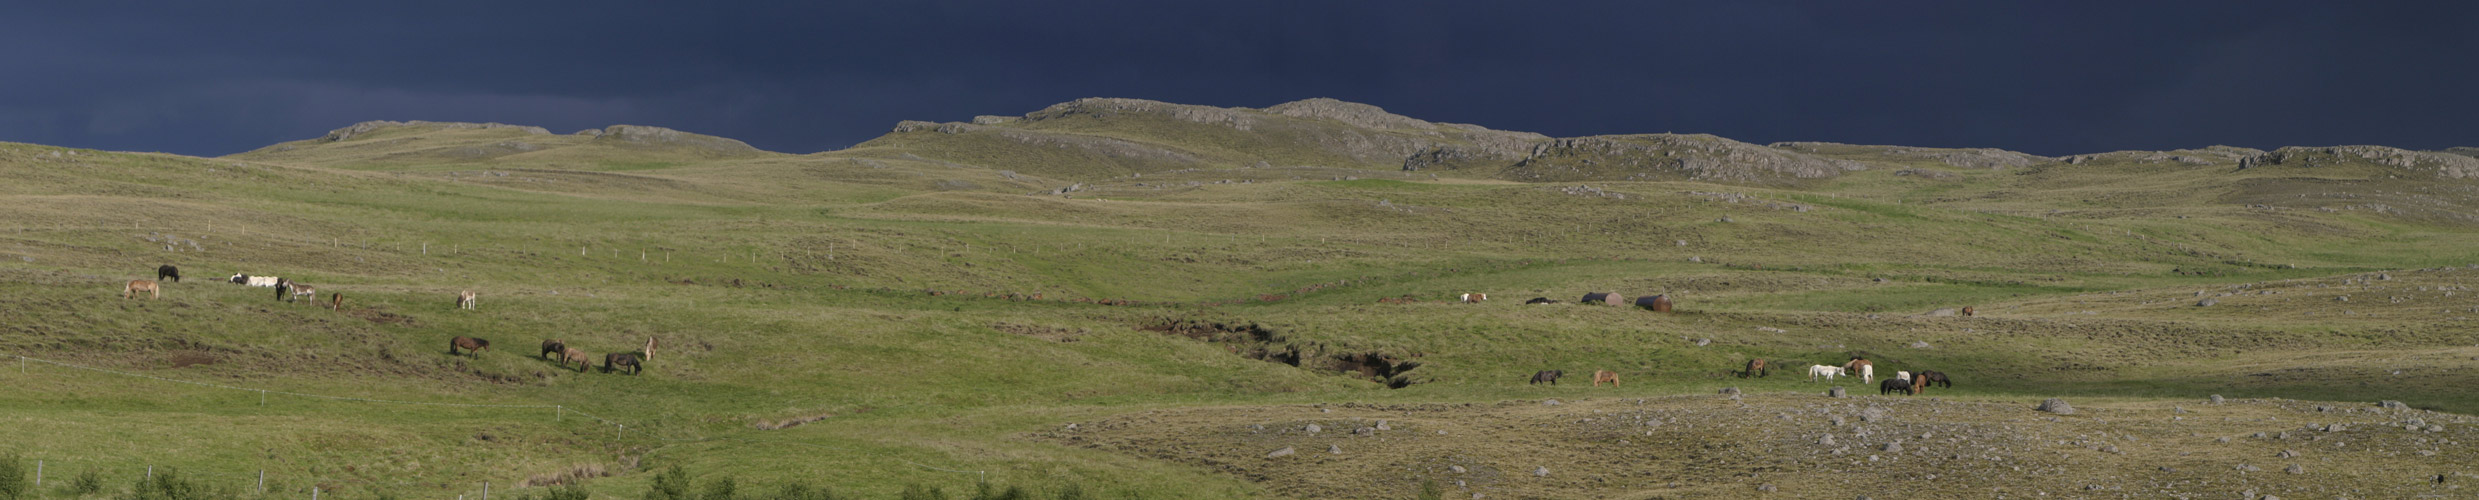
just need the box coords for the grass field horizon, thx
[7,98,2479,499]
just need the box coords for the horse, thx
[1911,372,1931,395]
[448,336,490,358]
[1961,306,1976,317]
[1739,359,1769,378]
[1915,370,1952,389]
[456,290,478,310]
[603,337,658,375]
[156,265,180,283]
[1592,370,1620,387]
[1460,293,1487,303]
[540,339,567,361]
[1529,370,1564,385]
[231,274,282,287]
[1844,358,1876,384]
[1879,377,1913,395]
[277,280,313,303]
[559,347,591,372]
[124,280,159,300]
[328,292,345,311]
[1808,365,1844,382]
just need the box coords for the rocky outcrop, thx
[1264,98,1437,130]
[2238,145,2479,179]
[590,125,764,155]
[322,120,550,142]
[1773,142,2050,169]
[1503,134,1867,184]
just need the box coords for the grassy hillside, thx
[5,101,2479,499]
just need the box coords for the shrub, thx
[896,485,946,500]
[698,477,735,500]
[1413,480,1444,500]
[0,455,24,500]
[766,482,835,500]
[643,466,691,500]
[542,485,591,500]
[71,470,104,495]
[121,468,222,500]
[1051,483,1086,500]
[967,483,1024,500]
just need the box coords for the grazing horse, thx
[603,337,658,375]
[1460,293,1487,303]
[1911,372,1931,395]
[1739,359,1769,378]
[559,347,591,372]
[156,265,181,283]
[540,340,567,361]
[1844,358,1876,384]
[232,275,282,287]
[124,280,160,300]
[1914,370,1952,389]
[1528,370,1564,385]
[1961,306,1976,317]
[1879,377,1913,395]
[448,336,490,358]
[1807,365,1844,382]
[1592,370,1620,387]
[456,290,478,310]
[328,292,345,311]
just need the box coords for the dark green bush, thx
[643,466,691,500]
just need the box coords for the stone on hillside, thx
[1829,387,1848,398]
[1354,427,1375,436]
[1818,434,1837,445]
[1305,424,1321,433]
[1719,387,1742,396]
[1910,341,1933,349]
[1882,442,1903,452]
[1448,465,1466,473]
[1544,399,1562,406]
[1688,256,1703,263]
[1756,484,1776,492]
[1266,447,1295,458]
[1927,308,1960,317]
[2276,449,2299,458]
[2210,394,2226,404]
[1329,444,1342,454]
[1860,407,1887,422]
[2285,463,2304,475]
[2197,298,2218,307]
[2037,398,2076,415]
[1533,466,1550,477]
[2380,400,2408,410]
[1375,419,1390,430]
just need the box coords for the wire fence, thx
[5,352,990,497]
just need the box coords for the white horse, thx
[1808,365,1845,382]
[232,274,283,287]
[1892,371,1911,383]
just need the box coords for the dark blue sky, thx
[3,1,2472,157]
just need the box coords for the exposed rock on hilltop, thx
[1503,134,1866,184]
[591,124,764,156]
[1264,97,1438,130]
[322,120,551,142]
[2056,146,2261,166]
[1773,142,2052,169]
[2240,145,2479,179]
[869,97,1544,178]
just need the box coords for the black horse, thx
[603,353,644,375]
[156,265,180,283]
[1529,370,1564,385]
[1880,377,1913,395]
[1915,370,1953,389]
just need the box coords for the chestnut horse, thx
[1592,370,1620,387]
[124,280,159,300]
[1739,358,1769,378]
[448,336,490,358]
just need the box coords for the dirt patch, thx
[518,463,610,488]
[162,351,217,368]
[1143,318,1425,388]
[1041,394,2479,499]
[347,308,418,327]
[993,322,1086,342]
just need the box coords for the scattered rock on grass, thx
[1266,447,1295,458]
[2037,398,2075,415]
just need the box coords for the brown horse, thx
[124,280,159,300]
[559,347,591,372]
[1961,306,1976,317]
[1915,370,1952,389]
[328,292,345,311]
[448,336,490,358]
[1911,372,1930,395]
[1739,358,1769,378]
[1844,357,1875,384]
[1592,370,1620,387]
[540,339,566,361]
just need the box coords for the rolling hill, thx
[4,98,2478,499]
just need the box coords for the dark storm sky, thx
[3,1,2473,157]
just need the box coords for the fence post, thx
[146,465,152,480]
[259,470,265,493]
[314,486,320,500]
[33,460,40,487]
[483,482,490,500]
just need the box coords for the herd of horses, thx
[123,264,654,375]
[1528,356,1957,395]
